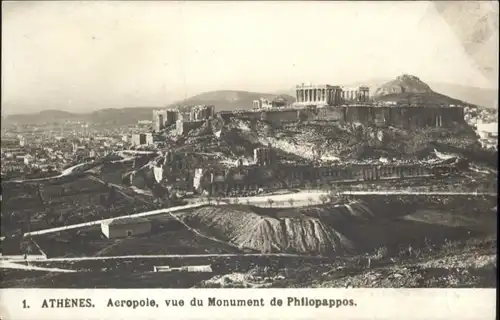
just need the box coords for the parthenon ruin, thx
[341,86,370,103]
[294,84,370,106]
[295,84,343,106]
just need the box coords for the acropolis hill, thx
[154,75,467,134]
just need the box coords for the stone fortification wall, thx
[299,106,345,122]
[176,120,205,135]
[221,105,465,128]
[262,109,298,124]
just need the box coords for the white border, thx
[0,288,496,320]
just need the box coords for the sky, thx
[1,1,497,115]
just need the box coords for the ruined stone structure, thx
[154,112,164,132]
[190,105,215,121]
[295,84,343,106]
[153,109,180,132]
[261,109,298,124]
[194,158,466,196]
[253,97,288,109]
[341,86,370,103]
[253,147,276,166]
[195,164,280,196]
[176,119,205,136]
[294,84,369,106]
[223,103,464,128]
[250,83,463,128]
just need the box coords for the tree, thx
[288,198,295,207]
[267,198,274,208]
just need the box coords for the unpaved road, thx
[0,260,76,273]
[6,253,327,263]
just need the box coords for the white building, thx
[476,120,498,139]
[101,217,151,239]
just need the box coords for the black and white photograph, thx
[1,0,497,293]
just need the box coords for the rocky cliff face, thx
[374,75,433,97]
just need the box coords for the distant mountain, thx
[426,83,497,110]
[3,91,295,125]
[166,90,295,112]
[372,74,487,107]
[373,75,433,96]
[281,75,497,109]
[86,107,157,125]
[3,77,495,126]
[5,110,81,124]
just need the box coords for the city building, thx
[145,133,154,145]
[101,217,152,239]
[194,158,466,197]
[476,120,498,139]
[122,135,131,143]
[1,138,20,150]
[131,133,147,146]
[19,136,26,147]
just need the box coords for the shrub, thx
[372,246,389,260]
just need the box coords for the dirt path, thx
[0,260,76,273]
[340,191,497,196]
[8,253,327,263]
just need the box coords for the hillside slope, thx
[178,198,494,256]
[281,76,497,109]
[204,116,478,162]
[167,90,295,112]
[372,75,476,107]
[4,91,295,125]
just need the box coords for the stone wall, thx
[238,111,262,121]
[304,106,345,122]
[176,120,205,136]
[196,160,464,195]
[223,105,465,129]
[263,109,298,124]
[342,106,466,128]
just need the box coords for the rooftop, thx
[102,217,151,226]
